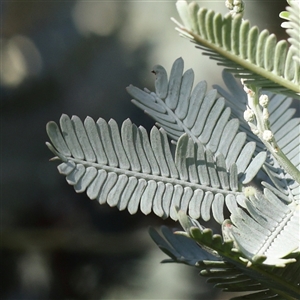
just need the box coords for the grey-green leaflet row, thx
[46,58,269,224]
[174,1,300,99]
[46,0,300,298]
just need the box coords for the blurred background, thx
[1,1,288,299]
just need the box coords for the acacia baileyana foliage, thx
[46,1,300,299]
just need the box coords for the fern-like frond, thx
[173,1,300,99]
[127,58,267,177]
[150,225,300,299]
[286,2,300,66]
[223,189,300,267]
[46,115,265,223]
[177,207,298,269]
[127,58,300,200]
[262,158,300,204]
[215,71,300,158]
[215,71,300,201]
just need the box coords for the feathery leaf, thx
[285,2,300,66]
[150,225,300,299]
[214,71,300,200]
[46,115,266,223]
[173,1,300,99]
[127,58,266,181]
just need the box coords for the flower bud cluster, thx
[241,84,279,152]
[242,84,258,135]
[225,0,245,13]
[262,130,273,142]
[259,94,270,123]
[259,94,269,107]
[243,107,255,122]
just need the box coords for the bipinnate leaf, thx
[127,58,266,183]
[226,188,299,267]
[173,1,300,99]
[171,186,299,297]
[214,71,300,200]
[46,114,265,223]
[150,225,300,299]
[285,1,300,66]
[215,71,300,161]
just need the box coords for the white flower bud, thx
[233,0,244,13]
[259,94,269,107]
[263,130,273,142]
[225,0,233,9]
[226,0,244,13]
[244,108,255,122]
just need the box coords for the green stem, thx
[264,142,300,185]
[248,88,300,185]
